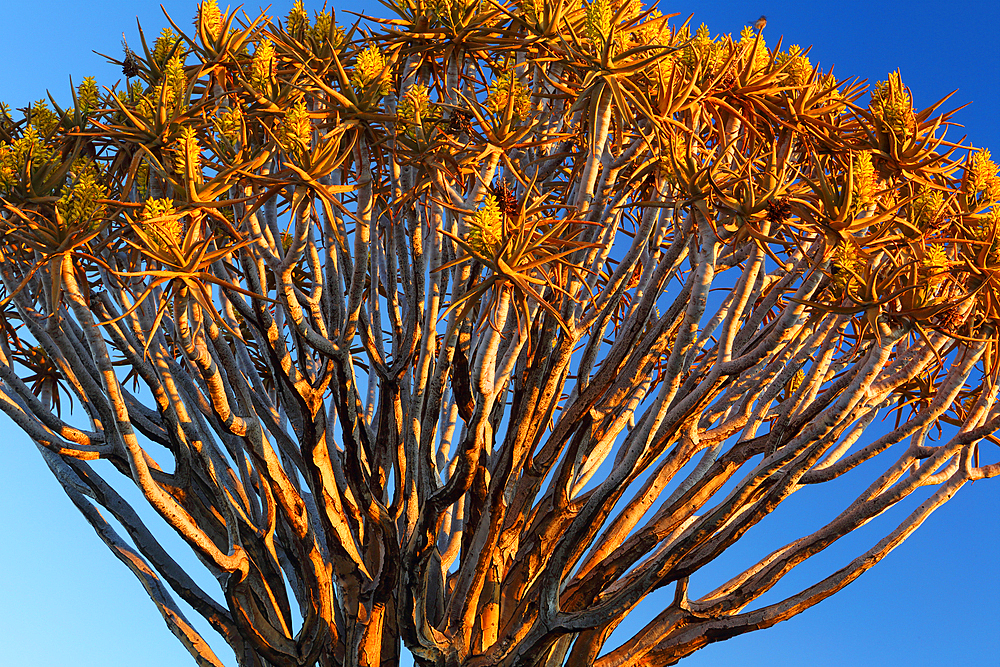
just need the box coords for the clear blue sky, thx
[0,1,997,666]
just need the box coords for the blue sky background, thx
[0,1,998,666]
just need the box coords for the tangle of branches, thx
[0,1,997,666]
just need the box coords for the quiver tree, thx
[0,1,998,665]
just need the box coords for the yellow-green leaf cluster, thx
[870,71,914,137]
[56,159,106,230]
[286,0,310,40]
[585,0,644,55]
[215,106,243,144]
[466,195,504,256]
[77,77,100,114]
[250,39,276,91]
[134,160,150,200]
[911,185,943,228]
[139,54,187,118]
[279,99,311,156]
[968,149,1000,203]
[971,209,1000,265]
[350,45,392,98]
[738,25,768,73]
[776,45,811,86]
[173,126,202,182]
[852,151,877,210]
[0,127,54,192]
[923,244,949,276]
[152,28,180,68]
[309,10,345,49]
[585,0,614,42]
[519,0,540,24]
[634,9,665,46]
[164,54,188,106]
[113,81,146,124]
[27,100,59,136]
[197,0,223,41]
[486,71,531,122]
[820,73,846,115]
[140,197,182,247]
[397,85,440,138]
[428,0,502,31]
[920,244,950,304]
[679,24,724,77]
[831,243,864,291]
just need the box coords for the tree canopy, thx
[0,1,997,666]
